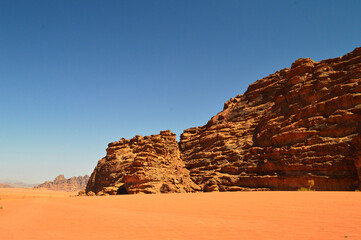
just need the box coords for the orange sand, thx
[0,188,360,240]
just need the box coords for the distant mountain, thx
[35,174,89,192]
[0,180,37,188]
[0,184,13,188]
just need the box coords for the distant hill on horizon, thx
[0,184,13,188]
[35,174,89,192]
[0,180,38,188]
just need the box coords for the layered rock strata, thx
[180,47,361,191]
[86,130,199,195]
[87,47,361,194]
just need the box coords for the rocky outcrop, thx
[0,184,13,188]
[35,175,89,192]
[180,47,361,191]
[86,130,199,195]
[87,47,361,194]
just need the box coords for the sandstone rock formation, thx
[35,174,89,192]
[180,47,361,191]
[87,47,361,194]
[86,130,200,195]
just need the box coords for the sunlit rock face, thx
[86,130,200,195]
[180,47,361,191]
[87,47,361,194]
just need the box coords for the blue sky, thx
[1,0,360,184]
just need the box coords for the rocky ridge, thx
[86,47,361,194]
[180,47,361,191]
[35,175,89,192]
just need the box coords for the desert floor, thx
[0,188,360,240]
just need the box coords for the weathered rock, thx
[86,191,96,196]
[86,47,361,193]
[35,174,90,192]
[180,47,361,191]
[77,190,86,196]
[86,130,200,195]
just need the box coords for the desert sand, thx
[0,188,360,240]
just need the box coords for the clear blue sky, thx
[1,0,360,184]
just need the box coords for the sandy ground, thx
[0,188,360,240]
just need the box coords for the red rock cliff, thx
[180,47,361,191]
[86,130,199,195]
[87,48,361,194]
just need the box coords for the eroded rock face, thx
[180,47,361,191]
[86,130,199,195]
[35,175,89,192]
[87,48,361,194]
